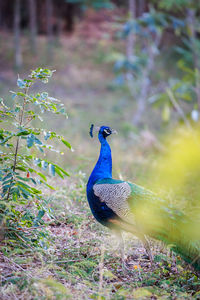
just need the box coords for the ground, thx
[1,176,200,299]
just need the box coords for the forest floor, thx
[0,9,200,299]
[1,176,200,299]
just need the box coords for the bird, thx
[86,124,153,268]
[86,124,200,272]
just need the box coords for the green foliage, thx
[114,9,168,77]
[110,8,169,125]
[0,67,71,247]
[66,0,114,10]
[111,1,200,126]
[148,4,200,125]
[158,0,200,11]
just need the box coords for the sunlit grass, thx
[1,175,199,299]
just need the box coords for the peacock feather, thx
[86,125,200,271]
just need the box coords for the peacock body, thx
[86,125,200,271]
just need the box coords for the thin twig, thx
[166,88,192,129]
[14,232,34,251]
[23,115,35,127]
[3,255,33,278]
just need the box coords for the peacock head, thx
[90,124,117,140]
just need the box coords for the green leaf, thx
[27,133,43,148]
[3,173,13,181]
[41,92,48,99]
[44,131,51,140]
[17,92,26,97]
[35,210,45,221]
[15,166,27,171]
[36,145,44,152]
[162,103,170,122]
[42,181,55,190]
[17,78,26,89]
[27,134,35,148]
[49,164,55,176]
[33,158,41,166]
[35,171,47,181]
[17,185,31,199]
[54,166,64,179]
[54,164,69,177]
[41,161,48,170]
[17,181,32,191]
[61,138,71,149]
[34,136,42,145]
[0,134,14,145]
[30,178,36,185]
[16,129,30,136]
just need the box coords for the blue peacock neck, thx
[88,133,112,186]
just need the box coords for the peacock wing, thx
[127,182,161,207]
[93,178,135,224]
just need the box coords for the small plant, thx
[0,68,71,247]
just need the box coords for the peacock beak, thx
[111,129,118,134]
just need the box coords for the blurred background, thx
[0,0,200,182]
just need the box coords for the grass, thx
[1,176,200,299]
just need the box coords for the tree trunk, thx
[28,0,37,54]
[14,0,22,69]
[0,0,2,28]
[46,0,53,58]
[132,34,161,126]
[132,69,150,126]
[126,0,136,60]
[54,0,63,45]
[66,3,75,32]
[138,0,145,16]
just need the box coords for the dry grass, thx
[0,176,199,299]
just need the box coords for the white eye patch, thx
[104,129,110,134]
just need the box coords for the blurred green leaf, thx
[17,78,26,89]
[49,164,55,176]
[61,138,71,149]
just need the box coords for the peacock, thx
[86,125,200,271]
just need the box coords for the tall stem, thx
[166,88,192,129]
[6,88,28,201]
[132,32,162,126]
[13,92,27,172]
[126,0,136,61]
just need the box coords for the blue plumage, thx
[87,126,117,227]
[86,126,138,232]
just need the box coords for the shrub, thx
[0,68,71,248]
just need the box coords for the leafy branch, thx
[0,67,71,247]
